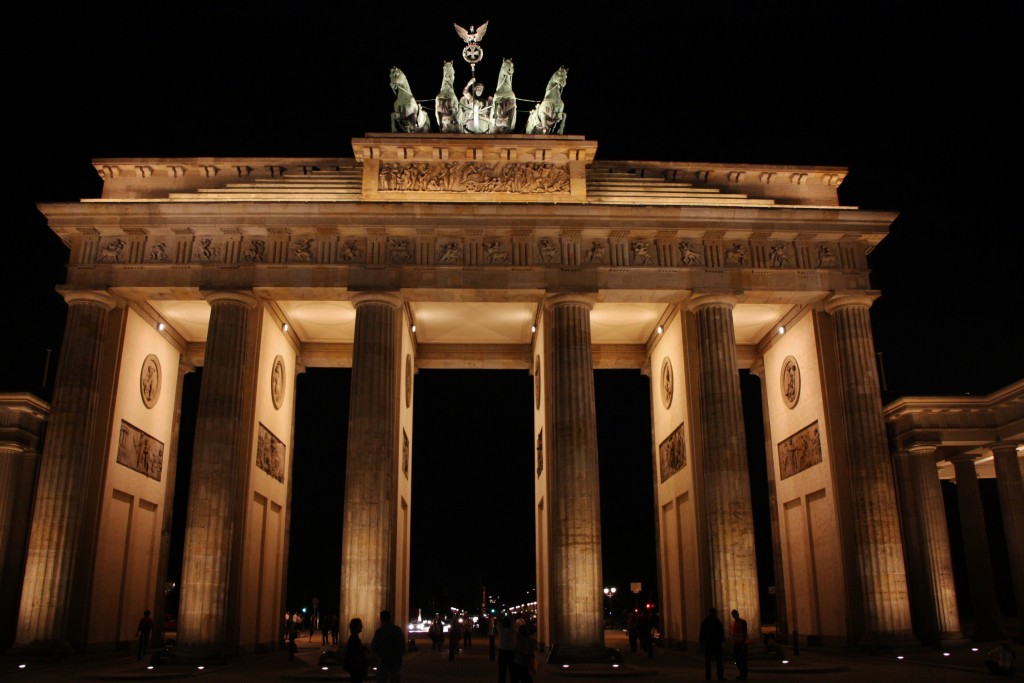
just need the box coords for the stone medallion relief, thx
[271,355,286,410]
[781,356,801,409]
[660,356,674,409]
[406,354,413,408]
[140,354,161,409]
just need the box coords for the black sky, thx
[6,4,1023,621]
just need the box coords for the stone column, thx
[950,454,1003,640]
[546,293,604,648]
[178,291,257,649]
[15,290,117,650]
[339,293,403,634]
[688,294,759,637]
[893,446,966,645]
[991,443,1024,623]
[824,293,914,644]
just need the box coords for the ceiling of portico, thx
[148,298,794,356]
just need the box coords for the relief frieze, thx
[117,420,164,481]
[256,423,286,482]
[778,421,822,480]
[377,161,570,194]
[659,422,687,483]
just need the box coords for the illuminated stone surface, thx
[825,295,915,644]
[893,446,966,645]
[178,291,257,647]
[546,293,603,647]
[15,292,116,648]
[689,294,760,640]
[339,294,404,634]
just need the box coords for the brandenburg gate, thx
[14,130,931,655]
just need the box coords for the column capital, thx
[687,292,739,312]
[987,441,1023,456]
[905,443,940,457]
[59,288,118,309]
[947,451,981,466]
[201,289,258,308]
[544,291,596,310]
[351,291,403,309]
[823,291,880,314]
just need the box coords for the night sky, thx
[6,4,1022,623]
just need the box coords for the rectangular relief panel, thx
[778,422,822,480]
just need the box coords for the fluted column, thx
[950,454,1003,640]
[178,291,257,648]
[825,294,914,644]
[339,293,403,634]
[689,294,759,638]
[893,446,965,645]
[546,293,603,648]
[15,291,117,649]
[991,443,1024,623]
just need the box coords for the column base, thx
[937,635,973,649]
[857,630,919,652]
[547,643,624,665]
[154,644,230,667]
[5,640,76,660]
[969,624,1006,643]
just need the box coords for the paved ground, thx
[2,629,1020,681]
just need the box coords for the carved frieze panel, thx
[631,241,655,266]
[402,428,410,479]
[677,241,703,266]
[536,238,559,264]
[97,237,130,263]
[778,421,822,480]
[256,423,285,482]
[192,237,225,263]
[338,238,365,264]
[724,242,750,266]
[377,161,570,194]
[583,240,608,264]
[816,243,840,268]
[536,429,544,477]
[405,354,413,408]
[241,238,268,263]
[388,238,414,264]
[289,237,317,263]
[482,239,511,264]
[145,240,174,263]
[117,420,164,481]
[768,243,792,268]
[437,240,464,264]
[659,422,686,483]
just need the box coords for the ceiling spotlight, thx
[531,325,537,333]
[283,322,289,332]
[158,322,166,331]
[657,325,663,335]
[411,324,417,333]
[778,325,785,335]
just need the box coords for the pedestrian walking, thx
[136,609,154,661]
[371,609,406,683]
[731,609,749,681]
[343,618,369,683]
[497,615,516,683]
[699,607,726,681]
